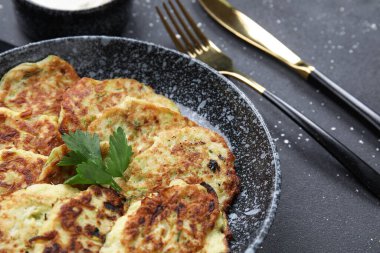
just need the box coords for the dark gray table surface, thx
[1,0,379,252]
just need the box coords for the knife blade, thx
[199,0,380,133]
[199,0,313,77]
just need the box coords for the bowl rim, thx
[0,35,281,253]
[15,0,124,14]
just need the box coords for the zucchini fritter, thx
[37,145,72,184]
[0,148,47,195]
[0,55,79,117]
[59,77,179,133]
[0,184,79,252]
[31,185,127,253]
[88,97,195,154]
[100,180,229,253]
[121,126,239,210]
[0,107,62,155]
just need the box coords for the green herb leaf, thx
[75,160,112,184]
[105,127,133,178]
[62,131,102,161]
[60,129,132,192]
[64,173,94,185]
[58,151,86,166]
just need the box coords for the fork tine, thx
[156,6,187,53]
[174,0,209,46]
[162,3,196,54]
[168,0,202,50]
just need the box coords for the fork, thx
[156,0,380,199]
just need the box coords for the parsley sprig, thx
[59,127,132,191]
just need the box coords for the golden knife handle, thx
[288,61,314,79]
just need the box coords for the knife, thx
[199,0,380,133]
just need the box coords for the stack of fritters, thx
[0,56,239,252]
[0,56,79,195]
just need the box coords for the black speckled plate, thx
[0,36,280,253]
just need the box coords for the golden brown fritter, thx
[0,148,47,196]
[36,145,72,185]
[0,184,79,253]
[59,77,179,133]
[0,107,62,155]
[88,97,196,154]
[31,185,127,253]
[100,180,230,253]
[120,126,239,210]
[0,55,79,117]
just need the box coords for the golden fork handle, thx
[219,70,266,94]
